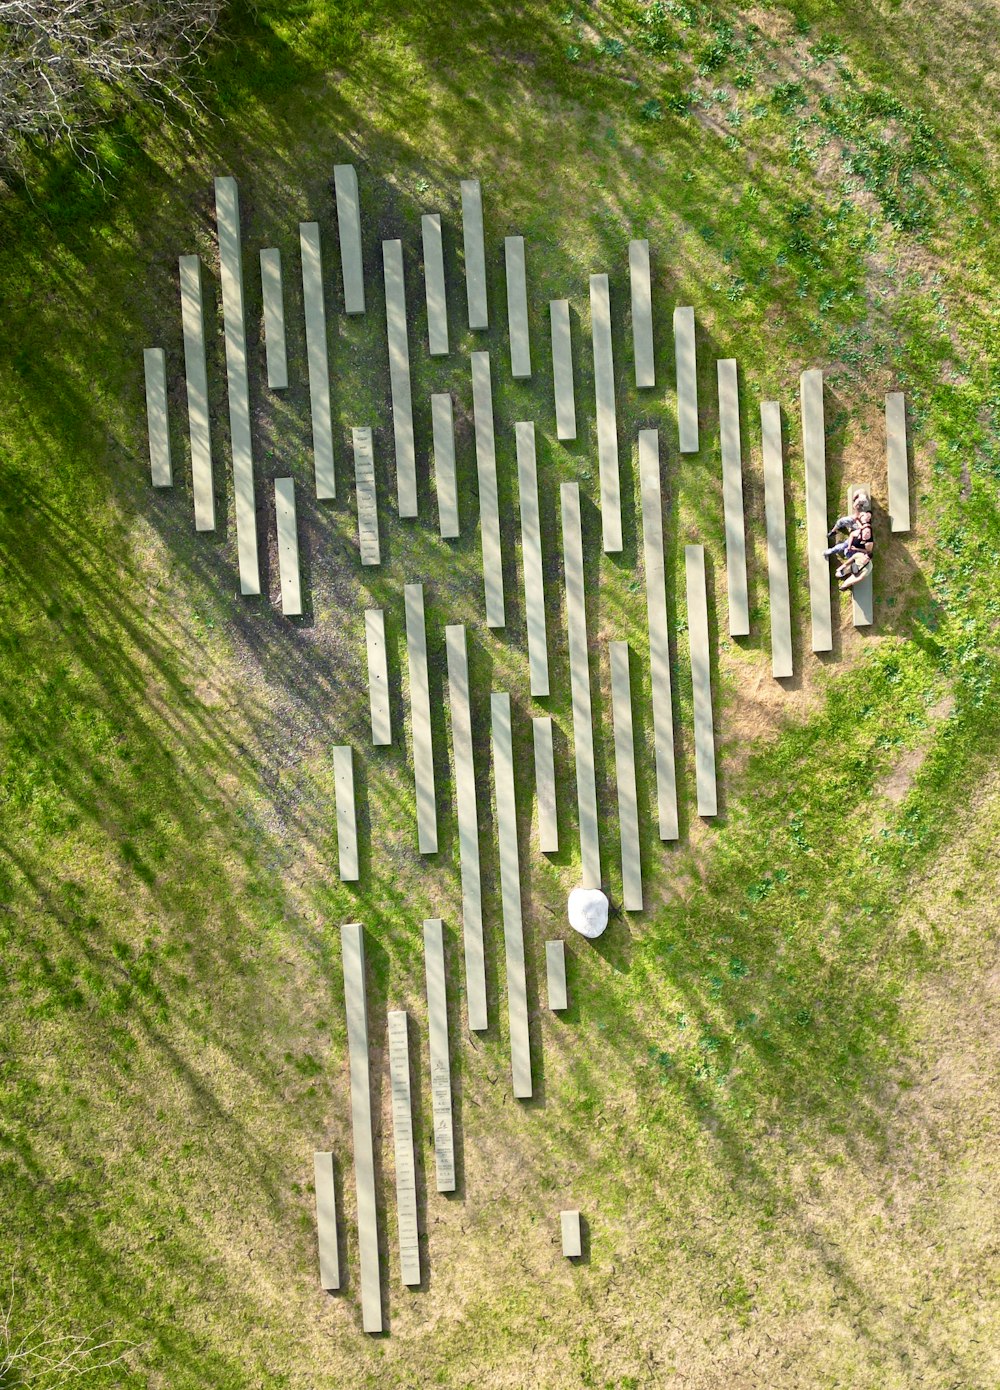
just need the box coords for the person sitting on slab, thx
[824,491,872,559]
[835,548,872,591]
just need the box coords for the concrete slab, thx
[431,393,459,539]
[178,257,215,529]
[515,421,549,696]
[383,239,417,518]
[143,348,172,488]
[274,477,302,616]
[340,922,381,1332]
[638,430,678,840]
[461,179,488,329]
[421,213,449,356]
[800,368,832,652]
[545,940,567,1012]
[490,693,532,1100]
[333,745,358,881]
[215,177,260,593]
[610,641,642,911]
[886,392,910,532]
[365,608,391,746]
[561,1209,582,1258]
[387,1011,420,1287]
[590,274,622,553]
[259,248,288,390]
[561,482,601,889]
[445,625,487,1031]
[333,164,365,315]
[422,919,456,1193]
[760,402,793,679]
[847,483,873,627]
[299,221,336,501]
[550,299,577,441]
[717,359,749,637]
[629,239,654,388]
[532,715,558,854]
[313,1151,340,1290]
[674,306,698,454]
[471,352,505,628]
[505,236,531,378]
[685,545,717,818]
[351,427,381,566]
[405,583,437,855]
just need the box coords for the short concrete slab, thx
[274,477,302,616]
[178,257,215,529]
[445,625,487,1031]
[405,583,437,855]
[490,692,532,1100]
[638,430,678,840]
[800,368,832,652]
[351,427,381,566]
[515,421,549,696]
[561,482,601,889]
[215,177,260,594]
[717,359,749,637]
[421,213,449,356]
[886,392,910,533]
[847,484,873,627]
[259,248,288,390]
[610,642,642,912]
[333,745,358,881]
[685,545,718,818]
[674,306,698,454]
[365,608,391,746]
[761,402,793,679]
[471,352,505,628]
[143,348,172,488]
[532,715,558,854]
[422,918,456,1193]
[431,393,459,539]
[387,1010,420,1287]
[299,221,336,501]
[545,940,567,1012]
[313,1151,340,1291]
[340,922,381,1333]
[333,164,365,315]
[629,239,655,388]
[461,178,488,329]
[505,236,531,379]
[590,274,622,553]
[550,299,577,441]
[383,239,417,518]
[561,1209,582,1258]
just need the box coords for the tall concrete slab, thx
[422,919,456,1193]
[215,177,260,594]
[685,545,717,818]
[351,427,381,565]
[561,483,601,889]
[800,368,832,652]
[629,239,655,388]
[545,940,567,1012]
[674,306,698,454]
[274,477,302,617]
[610,642,642,911]
[471,352,505,628]
[143,348,172,489]
[333,745,359,881]
[340,922,381,1333]
[333,164,365,315]
[490,693,532,1100]
[461,178,488,330]
[178,257,215,529]
[405,583,437,855]
[421,213,449,356]
[505,236,531,379]
[387,1010,420,1287]
[313,1151,340,1290]
[590,274,622,554]
[383,240,418,518]
[761,402,793,679]
[638,430,678,840]
[550,299,577,441]
[515,421,549,696]
[431,393,459,539]
[299,222,336,501]
[561,1210,582,1258]
[445,625,487,1031]
[886,392,910,533]
[717,359,750,637]
[365,608,391,746]
[259,248,288,390]
[532,715,558,854]
[847,484,873,627]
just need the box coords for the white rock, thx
[568,887,609,938]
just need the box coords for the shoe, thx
[823,547,836,558]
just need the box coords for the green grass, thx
[1,0,999,1385]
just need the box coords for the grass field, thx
[1,0,999,1385]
